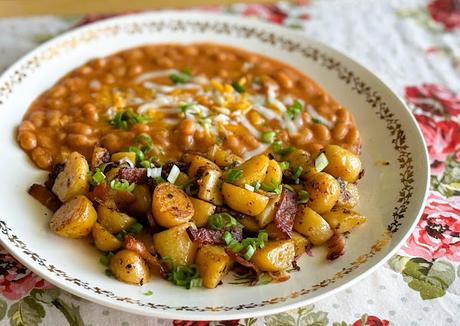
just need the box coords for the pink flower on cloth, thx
[413,114,460,175]
[402,193,460,262]
[405,84,460,117]
[352,315,390,326]
[0,250,51,300]
[428,0,460,30]
[240,4,288,24]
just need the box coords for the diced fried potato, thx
[153,222,198,265]
[227,154,269,187]
[305,172,340,214]
[190,197,216,227]
[294,205,333,245]
[250,240,295,272]
[52,152,90,202]
[284,149,313,176]
[291,231,310,257]
[105,167,121,182]
[129,184,152,216]
[188,155,220,177]
[323,145,362,183]
[110,249,150,285]
[237,215,260,232]
[323,207,367,233]
[111,151,136,163]
[92,222,122,252]
[262,160,282,187]
[255,195,281,227]
[197,169,224,205]
[152,183,194,228]
[265,222,287,240]
[97,205,136,234]
[207,145,243,168]
[221,183,269,216]
[195,245,231,288]
[175,172,190,187]
[49,195,96,238]
[337,182,360,208]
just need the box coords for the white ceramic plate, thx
[0,11,429,320]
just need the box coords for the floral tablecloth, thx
[0,0,459,325]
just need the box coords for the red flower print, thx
[402,193,460,261]
[405,84,460,117]
[428,0,460,30]
[413,115,460,175]
[0,250,51,300]
[352,315,390,326]
[241,5,288,24]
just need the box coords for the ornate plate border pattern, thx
[0,18,414,312]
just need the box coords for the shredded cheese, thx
[134,69,178,83]
[306,104,333,128]
[243,143,271,160]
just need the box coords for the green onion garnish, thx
[167,165,180,184]
[110,179,135,192]
[108,109,149,129]
[99,252,114,266]
[208,213,241,230]
[228,241,244,252]
[222,231,234,245]
[164,263,201,289]
[315,153,329,172]
[286,100,303,120]
[91,168,106,185]
[261,179,281,194]
[279,161,290,171]
[128,146,145,163]
[244,184,255,192]
[261,131,276,144]
[231,81,245,93]
[170,69,192,84]
[253,181,261,192]
[272,140,294,155]
[143,290,153,296]
[179,103,195,113]
[283,184,295,192]
[243,244,256,260]
[292,166,303,182]
[297,190,310,204]
[225,168,243,183]
[127,222,143,234]
[312,118,325,125]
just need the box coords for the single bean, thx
[112,66,127,77]
[179,135,194,151]
[49,85,67,99]
[47,99,65,110]
[293,129,313,147]
[178,119,196,136]
[30,111,45,128]
[156,57,173,68]
[131,124,150,134]
[37,133,54,149]
[70,94,85,105]
[103,73,116,84]
[182,46,198,56]
[305,143,323,158]
[65,77,85,92]
[67,133,92,147]
[128,64,143,76]
[332,122,349,141]
[68,122,92,135]
[90,58,107,69]
[77,65,93,76]
[31,147,52,169]
[124,49,144,61]
[312,123,331,142]
[18,131,37,150]
[109,56,124,67]
[18,121,35,132]
[345,128,360,144]
[247,110,264,126]
[275,71,294,89]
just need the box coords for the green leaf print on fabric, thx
[238,317,257,326]
[389,255,455,299]
[0,298,7,321]
[431,155,460,197]
[7,296,45,326]
[265,305,328,326]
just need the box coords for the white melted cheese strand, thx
[143,82,201,93]
[306,104,333,128]
[253,105,282,121]
[243,143,271,160]
[137,97,179,114]
[134,69,178,83]
[238,113,261,138]
[283,114,299,136]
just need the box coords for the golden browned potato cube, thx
[110,249,150,285]
[188,155,220,177]
[152,183,194,228]
[337,182,360,208]
[197,169,224,206]
[294,205,334,245]
[323,207,367,233]
[92,222,122,252]
[49,195,97,238]
[291,231,310,257]
[305,172,340,214]
[111,151,137,163]
[284,149,312,176]
[207,145,243,168]
[221,183,269,216]
[52,152,90,202]
[250,240,295,272]
[190,197,216,227]
[97,205,136,234]
[129,184,152,216]
[323,145,362,183]
[227,154,269,187]
[255,195,281,227]
[195,245,231,289]
[105,167,121,182]
[237,215,260,232]
[153,222,198,266]
[262,160,282,186]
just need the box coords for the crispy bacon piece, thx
[88,183,136,209]
[91,146,110,169]
[326,233,346,261]
[118,167,148,184]
[123,235,165,276]
[28,184,62,212]
[272,188,297,239]
[225,249,261,284]
[187,227,243,247]
[44,163,64,189]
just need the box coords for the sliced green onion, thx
[261,131,276,144]
[108,109,149,129]
[127,222,143,234]
[243,244,256,260]
[91,168,106,185]
[104,269,113,277]
[293,166,303,180]
[315,153,329,172]
[297,190,310,204]
[143,290,153,296]
[231,81,245,93]
[244,184,255,192]
[170,69,192,84]
[147,167,162,178]
[222,231,234,245]
[272,140,294,155]
[312,118,325,125]
[286,100,303,120]
[283,184,295,192]
[110,179,135,192]
[225,168,243,183]
[134,134,153,148]
[228,241,244,252]
[99,252,114,266]
[180,102,195,113]
[208,213,241,230]
[279,161,290,171]
[167,165,180,184]
[189,278,203,288]
[253,181,261,192]
[154,176,166,184]
[128,146,145,163]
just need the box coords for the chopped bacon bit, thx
[91,146,110,169]
[88,183,135,209]
[44,163,64,189]
[187,227,243,247]
[118,168,148,184]
[272,188,297,239]
[28,184,62,212]
[225,249,261,285]
[326,233,346,261]
[267,271,290,283]
[123,235,165,277]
